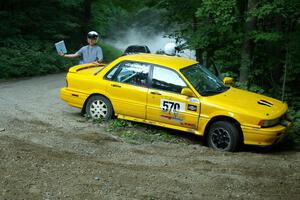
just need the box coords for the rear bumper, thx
[242,120,293,146]
[60,87,87,109]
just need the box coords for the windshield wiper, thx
[201,86,229,96]
[201,90,221,96]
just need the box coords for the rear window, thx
[126,46,147,53]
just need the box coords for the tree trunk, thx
[196,48,204,64]
[84,0,92,23]
[82,0,92,39]
[239,0,256,83]
[240,41,253,82]
[193,16,204,63]
[206,48,214,67]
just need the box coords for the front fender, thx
[197,110,243,136]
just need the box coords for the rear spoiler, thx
[69,63,106,73]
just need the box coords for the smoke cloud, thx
[105,28,195,59]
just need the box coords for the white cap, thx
[87,31,99,39]
[164,43,176,56]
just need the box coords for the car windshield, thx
[181,64,229,96]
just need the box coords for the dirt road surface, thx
[0,73,299,200]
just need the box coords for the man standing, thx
[60,31,103,64]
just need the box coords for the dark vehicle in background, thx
[122,45,151,56]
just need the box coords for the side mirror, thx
[223,77,233,85]
[181,88,196,97]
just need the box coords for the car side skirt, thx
[117,114,201,135]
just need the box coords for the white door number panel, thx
[160,99,185,113]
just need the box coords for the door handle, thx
[111,84,121,88]
[150,91,161,95]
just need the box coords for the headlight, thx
[259,118,281,128]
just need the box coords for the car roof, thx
[117,53,198,70]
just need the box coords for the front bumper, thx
[242,120,293,146]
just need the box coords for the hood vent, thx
[257,100,273,107]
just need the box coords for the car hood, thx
[204,87,287,119]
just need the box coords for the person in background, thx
[59,31,103,64]
[164,42,177,56]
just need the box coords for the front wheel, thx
[207,121,241,152]
[85,95,113,120]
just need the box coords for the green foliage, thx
[99,42,122,62]
[196,0,237,29]
[0,0,82,79]
[0,38,75,78]
[283,105,300,146]
[91,0,127,37]
[251,31,282,42]
[103,119,187,144]
[0,0,123,79]
[289,107,300,127]
[234,82,265,94]
[155,0,300,145]
[107,119,131,131]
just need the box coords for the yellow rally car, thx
[60,54,292,151]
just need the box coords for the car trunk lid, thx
[69,63,106,75]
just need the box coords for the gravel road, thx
[0,73,299,200]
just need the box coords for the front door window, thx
[151,66,187,93]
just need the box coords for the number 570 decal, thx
[160,99,185,113]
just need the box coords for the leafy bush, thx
[0,38,75,79]
[284,102,300,146]
[99,41,122,63]
[0,38,122,79]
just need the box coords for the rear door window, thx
[112,62,150,87]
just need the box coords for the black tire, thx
[207,121,241,152]
[85,95,113,120]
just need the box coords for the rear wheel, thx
[207,121,241,152]
[85,95,113,120]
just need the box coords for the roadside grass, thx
[89,117,200,144]
[86,116,300,149]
